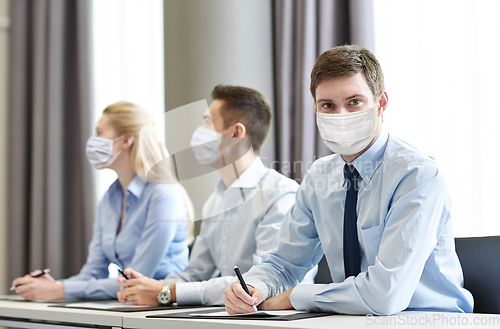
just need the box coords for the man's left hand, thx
[258,288,294,310]
[119,277,166,306]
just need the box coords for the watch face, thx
[159,292,170,304]
[158,284,172,305]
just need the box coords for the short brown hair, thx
[310,45,385,100]
[212,85,271,153]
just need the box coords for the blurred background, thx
[1,0,499,294]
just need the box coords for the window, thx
[374,0,500,237]
[91,0,165,201]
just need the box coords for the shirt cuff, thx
[161,277,180,284]
[62,279,85,299]
[175,281,204,305]
[290,284,321,312]
[246,281,269,305]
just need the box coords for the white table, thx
[0,296,216,329]
[0,297,124,328]
[1,296,499,329]
[121,310,500,329]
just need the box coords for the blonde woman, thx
[12,102,193,300]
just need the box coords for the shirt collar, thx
[215,157,267,194]
[110,175,148,199]
[342,131,389,184]
[126,175,148,198]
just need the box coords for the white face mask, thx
[86,136,123,169]
[190,127,222,166]
[316,106,378,156]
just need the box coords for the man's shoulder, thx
[380,135,444,189]
[383,134,437,169]
[305,154,340,177]
[258,166,300,193]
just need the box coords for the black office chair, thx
[315,237,500,314]
[315,255,333,284]
[455,236,500,314]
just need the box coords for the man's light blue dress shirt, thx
[62,176,189,299]
[245,132,474,315]
[163,157,317,305]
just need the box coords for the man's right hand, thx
[117,268,147,304]
[117,276,165,305]
[224,282,263,314]
[117,268,144,284]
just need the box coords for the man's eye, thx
[322,103,333,109]
[349,99,361,105]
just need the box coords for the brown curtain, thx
[8,0,94,282]
[273,0,375,181]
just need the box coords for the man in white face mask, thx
[225,45,473,315]
[116,85,317,307]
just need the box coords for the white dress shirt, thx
[163,157,317,305]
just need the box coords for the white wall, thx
[92,0,166,202]
[0,0,10,294]
[163,0,275,224]
[374,0,500,237]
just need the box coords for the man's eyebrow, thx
[316,94,366,103]
[345,94,366,100]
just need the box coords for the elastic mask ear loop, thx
[107,136,125,166]
[113,135,125,154]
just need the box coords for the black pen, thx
[234,265,258,312]
[10,268,50,291]
[116,266,130,280]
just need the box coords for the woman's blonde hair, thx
[103,102,195,242]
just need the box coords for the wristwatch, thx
[157,283,173,306]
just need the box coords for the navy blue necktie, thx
[343,164,361,278]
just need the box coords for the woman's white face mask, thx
[86,135,123,169]
[316,106,378,155]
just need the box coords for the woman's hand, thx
[11,271,64,301]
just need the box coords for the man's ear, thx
[233,123,246,139]
[313,100,318,113]
[377,91,389,116]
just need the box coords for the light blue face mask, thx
[86,135,123,169]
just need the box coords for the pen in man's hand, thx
[234,265,258,312]
[10,268,51,291]
[117,266,130,280]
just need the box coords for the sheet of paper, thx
[64,301,146,309]
[0,295,75,303]
[190,310,304,317]
[0,295,24,301]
